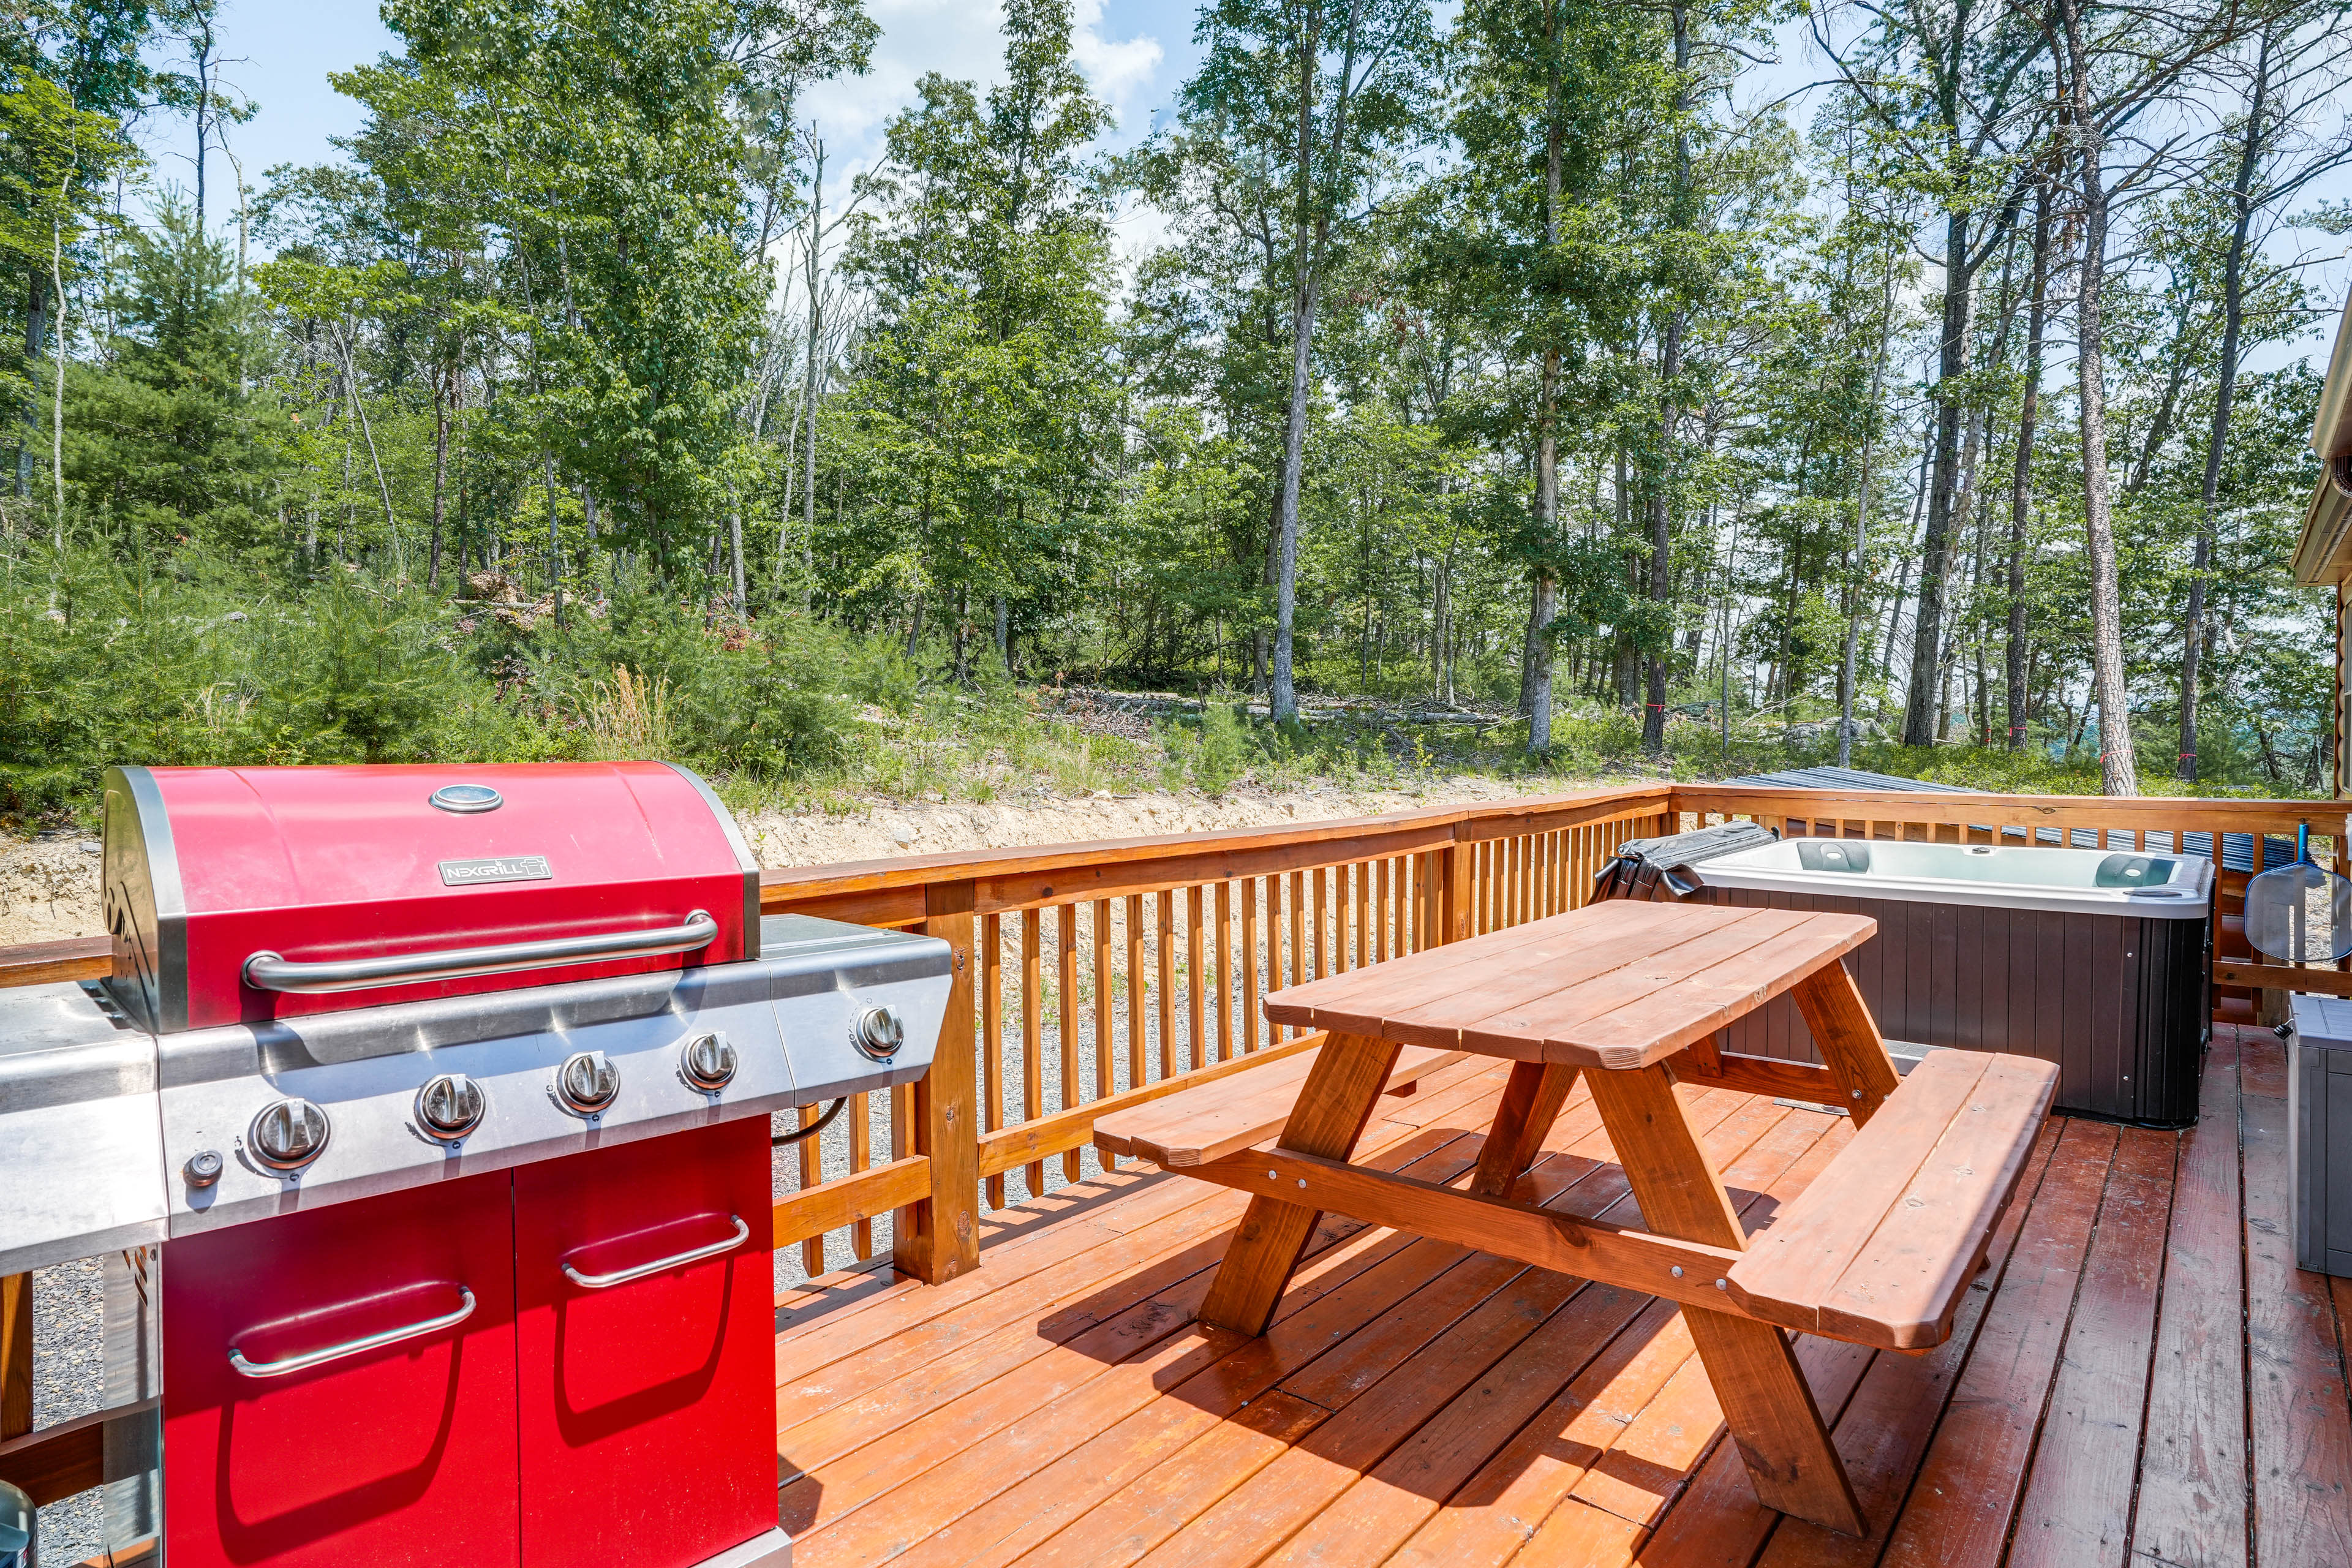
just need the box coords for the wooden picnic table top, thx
[1262,899,1877,1071]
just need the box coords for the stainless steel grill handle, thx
[560,1215,750,1290]
[229,1285,476,1378]
[244,911,718,993]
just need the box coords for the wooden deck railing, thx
[6,775,2351,1527]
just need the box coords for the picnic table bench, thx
[1094,899,2057,1536]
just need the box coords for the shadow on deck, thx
[768,1026,2350,1567]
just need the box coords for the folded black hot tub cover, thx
[1592,820,1780,903]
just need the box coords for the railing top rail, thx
[757,782,1672,903]
[1676,785,2344,830]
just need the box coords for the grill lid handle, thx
[244,911,718,994]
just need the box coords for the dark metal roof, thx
[1720,766,1973,793]
[1719,764,2293,873]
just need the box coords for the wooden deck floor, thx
[770,1026,2352,1568]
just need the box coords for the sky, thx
[167,0,2348,376]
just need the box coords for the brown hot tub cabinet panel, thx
[1686,841,2212,1126]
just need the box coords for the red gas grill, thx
[0,763,951,1568]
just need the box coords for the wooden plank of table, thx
[1874,1117,2120,1567]
[1811,1055,2058,1350]
[1362,906,1800,1057]
[1197,1032,1405,1336]
[2002,1123,2178,1567]
[2124,1035,2247,1568]
[1261,899,1691,1037]
[1747,1118,2064,1568]
[1581,1061,1864,1536]
[1724,1052,1992,1333]
[1512,915,1876,1069]
[2239,1031,2352,1568]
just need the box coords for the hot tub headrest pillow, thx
[1795,840,1871,873]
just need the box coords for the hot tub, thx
[1691,838,2214,1125]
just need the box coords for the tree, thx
[1182,0,1436,722]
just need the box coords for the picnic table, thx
[1095,899,2057,1535]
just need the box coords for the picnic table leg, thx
[1790,960,1902,1126]
[1472,1061,1580,1197]
[1199,1030,1403,1336]
[1584,1061,1867,1536]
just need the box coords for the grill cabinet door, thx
[160,1168,522,1568]
[514,1118,775,1567]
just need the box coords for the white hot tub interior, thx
[1694,837,2214,916]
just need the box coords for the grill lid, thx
[102,763,761,1033]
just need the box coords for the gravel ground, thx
[32,1257,107,1565]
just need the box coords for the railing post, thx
[899,879,981,1284]
[1,1272,29,1441]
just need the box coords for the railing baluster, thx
[1092,898,1114,1147]
[1311,865,1327,979]
[1125,892,1146,1087]
[1187,884,1207,1072]
[982,910,1006,1211]
[1243,875,1262,1053]
[1020,910,1046,1194]
[1375,858,1391,962]
[1288,869,1306,999]
[1056,903,1080,1183]
[1156,888,1176,1080]
[798,1096,826,1278]
[849,1090,872,1259]
[1215,880,1234,1062]
[1021,909,1047,1189]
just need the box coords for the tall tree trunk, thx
[1903,205,1978,745]
[1643,0,1691,755]
[429,371,450,590]
[2182,29,2270,783]
[802,137,828,615]
[2007,184,2051,751]
[18,272,43,500]
[1839,259,1898,766]
[1526,0,1566,753]
[2061,0,2138,795]
[1270,2,1332,726]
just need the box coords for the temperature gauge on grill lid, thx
[554,1050,620,1116]
[415,1073,485,1140]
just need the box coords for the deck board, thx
[774,1027,2341,1567]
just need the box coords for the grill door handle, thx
[244,911,718,993]
[561,1215,750,1289]
[230,1285,476,1378]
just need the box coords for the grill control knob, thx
[415,1074,485,1140]
[853,1005,905,1060]
[555,1051,620,1116]
[680,1032,737,1091]
[248,1098,330,1170]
